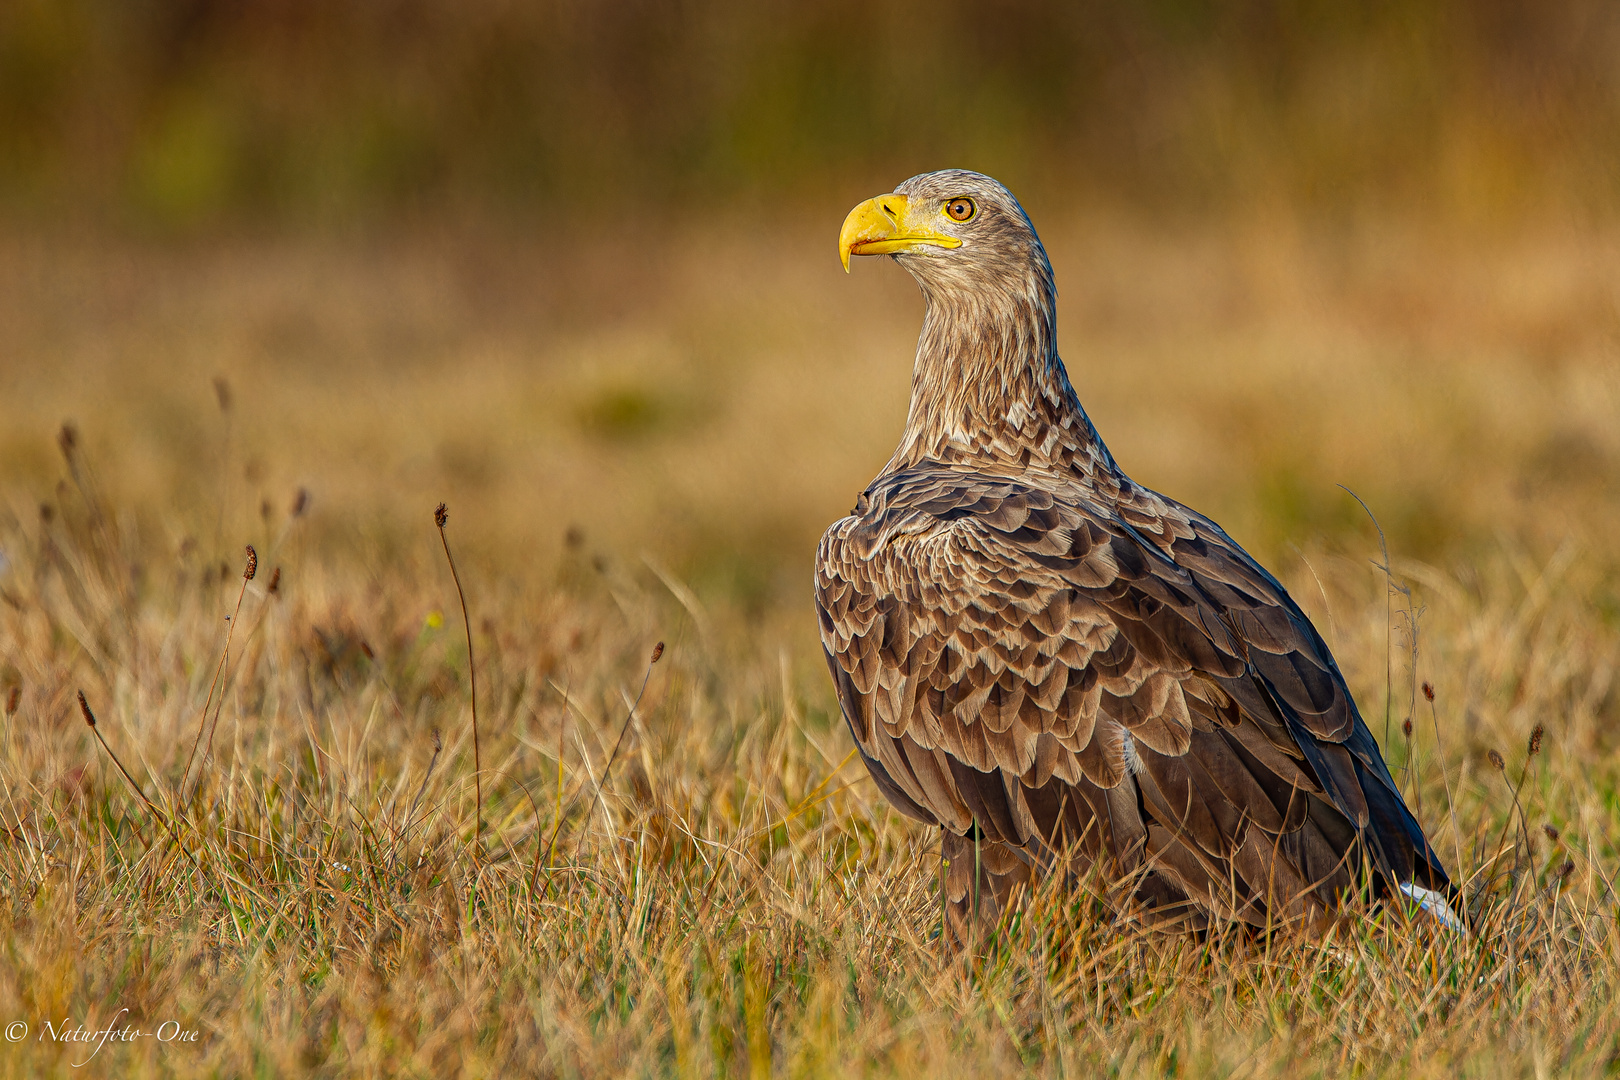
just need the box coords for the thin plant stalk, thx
[435,503,481,863]
[180,545,257,801]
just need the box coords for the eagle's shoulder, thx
[813,462,1391,824]
[816,464,1224,793]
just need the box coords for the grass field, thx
[1,208,1619,1076]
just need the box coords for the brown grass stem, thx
[81,690,161,821]
[434,503,481,864]
[1422,682,1466,885]
[395,728,444,864]
[179,545,257,802]
[1479,739,1539,904]
[555,641,664,867]
[1339,486,1401,751]
[596,641,663,798]
[79,690,192,863]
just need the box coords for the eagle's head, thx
[838,169,1051,302]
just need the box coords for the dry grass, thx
[1,211,1619,1076]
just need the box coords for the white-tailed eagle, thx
[815,170,1458,940]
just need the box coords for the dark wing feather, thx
[816,465,1450,930]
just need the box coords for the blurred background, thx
[5,0,1620,229]
[1,0,1617,645]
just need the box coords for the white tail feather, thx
[1398,882,1465,932]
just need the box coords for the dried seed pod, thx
[244,545,258,581]
[1421,681,1434,702]
[1402,718,1412,738]
[435,503,449,528]
[1528,723,1544,756]
[651,641,665,663]
[1543,823,1561,843]
[1488,749,1505,771]
[76,690,96,728]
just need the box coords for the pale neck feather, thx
[886,258,1118,481]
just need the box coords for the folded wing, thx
[815,466,1449,929]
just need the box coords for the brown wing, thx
[815,465,1449,929]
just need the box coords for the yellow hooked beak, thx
[838,194,963,272]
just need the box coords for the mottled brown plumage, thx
[817,170,1454,940]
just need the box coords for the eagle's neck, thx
[888,261,1117,481]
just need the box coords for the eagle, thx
[814,170,1459,941]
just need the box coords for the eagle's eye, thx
[944,197,976,223]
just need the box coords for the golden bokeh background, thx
[3,0,1618,631]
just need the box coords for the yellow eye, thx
[944,197,976,222]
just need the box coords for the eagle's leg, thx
[942,829,1031,950]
